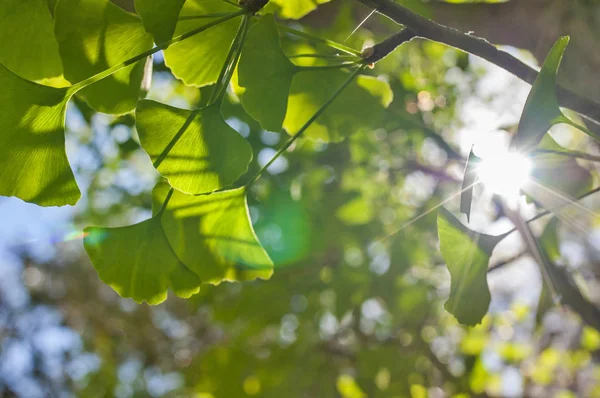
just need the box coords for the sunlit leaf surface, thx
[154,182,274,285]
[134,0,186,44]
[0,63,80,206]
[55,0,154,114]
[84,216,201,305]
[0,0,63,82]
[164,0,241,87]
[264,0,331,19]
[438,208,502,326]
[136,100,252,194]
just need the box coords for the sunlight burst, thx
[477,151,532,198]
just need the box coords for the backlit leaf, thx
[511,36,599,151]
[134,0,186,44]
[54,0,154,114]
[84,215,201,305]
[283,70,393,142]
[164,0,241,87]
[238,15,297,132]
[264,0,331,19]
[0,0,63,82]
[438,208,503,326]
[0,63,80,206]
[154,182,274,285]
[136,100,252,194]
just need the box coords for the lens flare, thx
[477,151,531,198]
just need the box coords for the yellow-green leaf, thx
[136,100,252,194]
[438,208,502,326]
[0,63,80,206]
[154,182,274,285]
[134,0,186,44]
[84,216,201,305]
[164,0,241,87]
[54,0,154,114]
[283,70,393,142]
[0,0,63,82]
[264,0,331,19]
[238,14,297,132]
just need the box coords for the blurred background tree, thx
[1,0,600,397]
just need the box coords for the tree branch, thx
[361,28,417,64]
[355,0,600,126]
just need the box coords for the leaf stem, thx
[298,61,363,72]
[157,187,175,215]
[178,13,234,20]
[246,66,365,187]
[209,15,251,105]
[288,53,359,60]
[277,24,362,56]
[67,10,246,96]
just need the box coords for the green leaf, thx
[0,63,80,206]
[154,182,274,285]
[460,148,480,223]
[136,101,252,194]
[238,15,297,132]
[134,0,186,44]
[511,36,599,151]
[438,208,502,326]
[54,0,154,114]
[84,215,202,305]
[0,0,63,82]
[283,70,393,142]
[164,0,241,87]
[264,0,331,19]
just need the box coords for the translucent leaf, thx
[438,208,502,326]
[283,71,393,142]
[0,63,80,206]
[460,148,480,222]
[54,0,154,114]
[0,0,63,82]
[264,0,331,19]
[336,196,374,225]
[154,182,274,285]
[511,36,599,151]
[164,0,241,87]
[136,100,252,194]
[134,0,185,44]
[84,216,201,305]
[238,15,297,132]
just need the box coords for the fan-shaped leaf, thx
[154,182,274,285]
[54,0,154,114]
[134,0,186,44]
[438,208,503,326]
[84,215,201,305]
[283,70,393,142]
[136,100,252,194]
[0,63,80,206]
[0,0,63,82]
[164,0,241,87]
[238,15,297,132]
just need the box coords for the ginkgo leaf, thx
[164,0,241,87]
[84,215,201,305]
[460,148,480,223]
[0,63,80,206]
[511,36,599,151]
[134,0,186,44]
[438,208,503,326]
[238,14,297,132]
[264,0,331,19]
[154,182,274,285]
[0,0,63,82]
[283,70,393,142]
[136,100,252,194]
[54,0,154,114]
